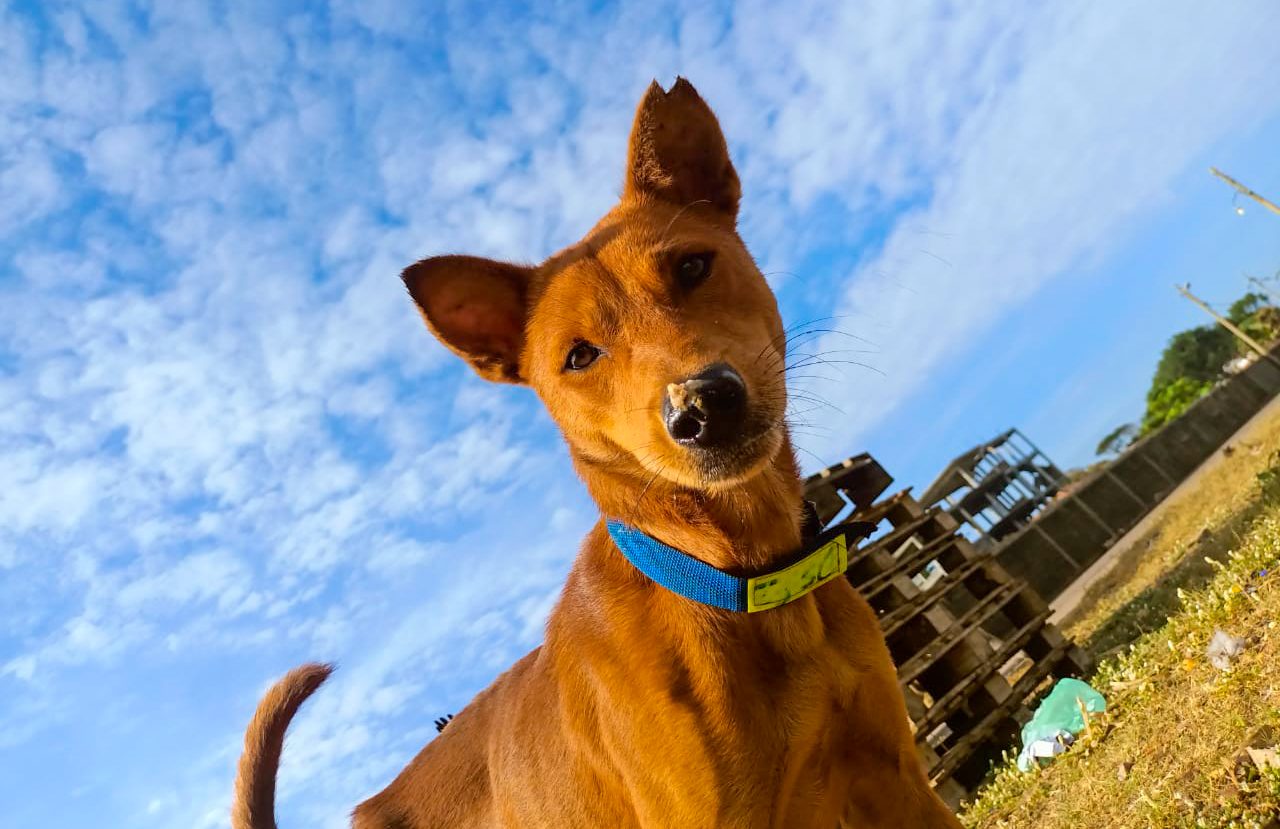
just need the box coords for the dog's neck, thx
[579,434,806,573]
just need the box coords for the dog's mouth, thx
[680,415,783,488]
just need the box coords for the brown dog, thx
[233,78,962,829]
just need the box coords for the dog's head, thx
[403,79,788,493]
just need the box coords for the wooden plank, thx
[876,557,998,636]
[803,453,893,512]
[858,508,951,560]
[847,489,921,528]
[907,610,1053,735]
[856,533,981,596]
[893,581,1023,682]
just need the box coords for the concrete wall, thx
[996,348,1280,601]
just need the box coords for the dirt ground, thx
[1050,394,1280,629]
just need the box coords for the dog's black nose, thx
[663,363,748,448]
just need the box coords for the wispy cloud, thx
[794,4,1280,461]
[0,1,1277,827]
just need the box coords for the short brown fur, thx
[233,78,961,829]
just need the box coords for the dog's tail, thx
[232,663,333,829]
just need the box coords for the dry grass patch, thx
[962,480,1280,827]
[1064,402,1280,661]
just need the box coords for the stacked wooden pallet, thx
[806,454,1090,806]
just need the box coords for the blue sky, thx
[2,1,1278,827]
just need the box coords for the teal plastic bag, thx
[1016,678,1106,771]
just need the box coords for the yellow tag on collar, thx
[745,534,849,612]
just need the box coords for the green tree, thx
[1223,291,1280,349]
[1236,301,1280,345]
[1148,325,1234,393]
[1227,291,1267,324]
[1142,376,1214,433]
[1139,290,1278,436]
[1095,423,1138,457]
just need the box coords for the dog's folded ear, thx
[401,255,533,384]
[624,77,741,222]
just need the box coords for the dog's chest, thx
[594,635,865,826]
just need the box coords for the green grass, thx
[1062,411,1280,659]
[960,454,1280,828]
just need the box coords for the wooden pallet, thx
[805,455,1090,805]
[805,453,894,522]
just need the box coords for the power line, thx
[1245,274,1280,307]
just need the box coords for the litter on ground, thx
[1016,678,1107,772]
[1205,628,1247,670]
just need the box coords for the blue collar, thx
[605,518,875,613]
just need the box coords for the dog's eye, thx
[564,341,602,372]
[675,253,713,289]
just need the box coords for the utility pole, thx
[1175,283,1280,369]
[1210,167,1280,217]
[1246,274,1280,307]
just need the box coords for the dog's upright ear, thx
[402,255,533,384]
[624,77,741,221]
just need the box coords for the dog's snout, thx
[663,363,748,448]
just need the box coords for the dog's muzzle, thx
[662,363,748,448]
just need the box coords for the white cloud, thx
[114,550,251,613]
[796,1,1280,463]
[0,141,64,236]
